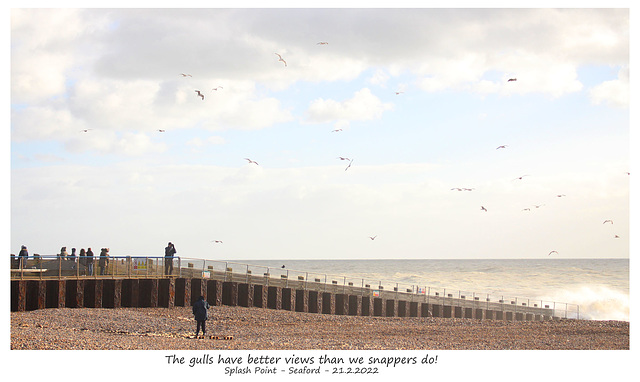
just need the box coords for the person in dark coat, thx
[164,242,176,276]
[98,248,109,275]
[192,296,210,338]
[79,248,86,274]
[86,248,94,275]
[18,245,28,268]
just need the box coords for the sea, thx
[237,258,629,321]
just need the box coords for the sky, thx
[9,7,631,261]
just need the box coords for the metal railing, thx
[10,255,580,319]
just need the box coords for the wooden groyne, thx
[10,255,572,320]
[10,275,556,321]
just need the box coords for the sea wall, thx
[10,277,554,321]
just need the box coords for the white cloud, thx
[63,131,167,156]
[187,135,226,147]
[367,69,390,87]
[11,9,108,103]
[589,67,629,108]
[305,88,394,127]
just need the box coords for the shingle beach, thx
[10,306,628,350]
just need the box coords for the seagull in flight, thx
[157,129,165,132]
[244,158,259,165]
[522,208,531,211]
[496,145,508,150]
[395,91,404,95]
[513,175,529,181]
[344,159,354,171]
[195,90,205,100]
[548,250,558,256]
[211,86,223,91]
[508,78,517,82]
[603,220,614,224]
[614,235,620,239]
[275,53,287,67]
[481,206,487,212]
[337,157,351,161]
[316,41,329,45]
[369,236,377,240]
[332,129,343,132]
[211,240,223,243]
[556,194,566,198]
[180,73,192,77]
[80,129,92,133]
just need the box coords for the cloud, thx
[11,9,110,103]
[305,88,394,127]
[589,67,629,108]
[187,135,226,148]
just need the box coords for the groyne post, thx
[295,289,308,312]
[385,299,397,317]
[222,281,239,306]
[322,292,334,314]
[238,282,253,307]
[102,279,122,308]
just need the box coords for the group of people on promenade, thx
[15,245,110,275]
[15,242,176,277]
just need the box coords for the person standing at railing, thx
[99,248,110,275]
[79,248,87,274]
[59,247,68,260]
[164,242,176,276]
[86,247,94,275]
[192,295,210,339]
[70,248,77,269]
[18,245,28,268]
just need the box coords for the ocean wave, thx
[536,285,629,321]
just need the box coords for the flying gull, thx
[244,158,259,165]
[344,159,354,171]
[481,206,487,212]
[603,220,614,224]
[548,250,558,256]
[275,53,287,67]
[508,78,517,82]
[496,145,508,150]
[369,236,377,240]
[195,90,205,100]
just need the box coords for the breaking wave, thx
[536,285,629,321]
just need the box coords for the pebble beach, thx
[10,306,629,350]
